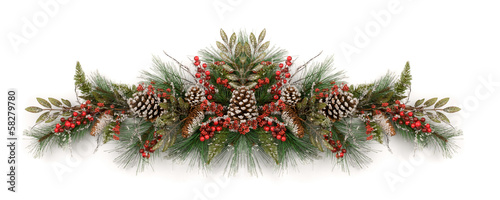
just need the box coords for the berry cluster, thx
[323,133,347,158]
[139,134,163,159]
[199,117,224,142]
[52,100,101,134]
[194,56,216,99]
[314,82,351,98]
[262,117,287,142]
[269,56,293,100]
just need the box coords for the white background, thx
[1,0,500,199]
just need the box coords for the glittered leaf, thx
[257,41,270,53]
[424,97,438,107]
[414,111,424,117]
[249,33,257,49]
[229,82,241,89]
[220,52,232,63]
[443,106,461,113]
[37,98,51,108]
[436,112,450,124]
[310,135,323,152]
[222,64,234,73]
[415,98,425,107]
[254,52,266,63]
[45,112,60,123]
[258,29,266,44]
[252,64,263,73]
[162,134,177,152]
[229,33,236,49]
[216,41,229,53]
[62,111,71,116]
[258,131,278,164]
[226,74,239,81]
[426,113,441,123]
[248,74,260,81]
[36,112,50,124]
[234,42,243,57]
[245,82,257,89]
[243,42,252,57]
[434,97,449,108]
[48,97,62,107]
[317,103,327,110]
[61,98,72,107]
[207,131,228,164]
[220,29,228,44]
[26,106,43,113]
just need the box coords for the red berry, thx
[287,56,292,61]
[195,73,201,78]
[194,56,199,61]
[428,128,432,132]
[277,135,282,140]
[81,111,86,117]
[70,123,75,128]
[205,71,210,76]
[76,121,81,125]
[281,137,286,142]
[213,120,219,126]
[211,127,216,132]
[274,95,279,100]
[68,117,73,121]
[56,124,61,128]
[73,112,78,116]
[405,121,410,125]
[276,71,281,76]
[400,111,405,116]
[270,127,275,132]
[411,123,416,128]
[60,118,66,122]
[421,118,426,122]
[264,126,270,131]
[315,88,320,93]
[202,63,207,68]
[341,149,347,153]
[286,61,292,66]
[194,61,200,66]
[207,95,213,100]
[408,112,413,117]
[285,73,290,78]
[425,123,430,128]
[65,121,71,127]
[339,152,344,158]
[415,121,421,127]
[216,126,222,131]
[200,137,205,142]
[279,63,284,68]
[204,135,210,140]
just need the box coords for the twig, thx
[290,51,323,80]
[163,51,196,79]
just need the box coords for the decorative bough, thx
[25,29,462,174]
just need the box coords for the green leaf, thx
[159,103,169,110]
[415,98,425,107]
[317,103,327,110]
[257,41,270,53]
[45,112,60,123]
[258,29,266,44]
[436,112,450,124]
[36,112,50,123]
[178,98,189,111]
[254,52,266,63]
[310,135,323,152]
[257,131,278,164]
[426,113,441,123]
[234,42,242,57]
[62,111,71,116]
[443,106,461,113]
[229,82,241,89]
[220,29,228,44]
[61,98,72,107]
[424,97,438,107]
[207,131,228,164]
[48,97,62,107]
[37,98,51,108]
[243,42,252,57]
[249,33,257,49]
[414,111,424,117]
[26,106,43,113]
[434,97,449,108]
[162,134,177,152]
[216,41,229,53]
[229,33,236,49]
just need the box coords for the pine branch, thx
[394,61,412,99]
[74,61,91,97]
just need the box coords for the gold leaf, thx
[220,29,228,44]
[258,29,266,44]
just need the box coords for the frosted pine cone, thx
[228,87,258,123]
[127,90,167,121]
[280,85,301,106]
[185,86,206,106]
[319,90,358,121]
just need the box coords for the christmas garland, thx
[25,29,462,174]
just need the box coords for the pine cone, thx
[319,90,358,121]
[280,85,301,107]
[282,106,305,138]
[228,87,258,123]
[127,90,167,121]
[185,86,206,106]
